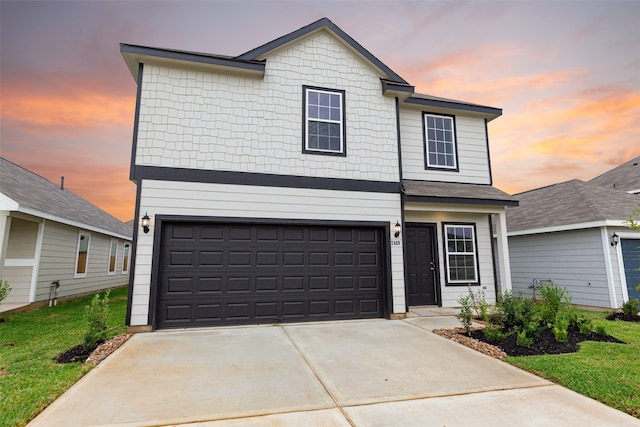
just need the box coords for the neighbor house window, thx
[424,113,457,170]
[444,224,478,284]
[108,239,117,274]
[75,232,91,277]
[303,86,345,155]
[122,243,130,274]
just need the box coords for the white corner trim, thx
[600,226,618,309]
[508,220,629,237]
[29,219,45,302]
[615,239,630,303]
[16,206,131,241]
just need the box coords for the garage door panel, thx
[157,222,385,328]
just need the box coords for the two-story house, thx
[121,18,517,330]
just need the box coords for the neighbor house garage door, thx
[621,239,640,301]
[155,222,386,328]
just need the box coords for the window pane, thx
[429,153,437,165]
[320,92,330,105]
[329,137,340,151]
[319,136,329,150]
[435,117,443,128]
[309,121,318,135]
[443,118,452,130]
[308,135,319,149]
[330,107,341,121]
[319,106,330,120]
[308,105,318,119]
[329,123,340,137]
[318,122,329,136]
[330,94,340,107]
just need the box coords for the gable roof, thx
[0,158,132,239]
[236,17,408,84]
[588,154,640,193]
[506,179,640,233]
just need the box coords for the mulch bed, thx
[606,312,640,322]
[55,333,133,365]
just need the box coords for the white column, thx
[0,211,12,280]
[29,220,45,302]
[494,210,513,292]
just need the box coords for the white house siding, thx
[3,217,39,303]
[403,210,496,307]
[135,31,399,183]
[399,109,491,184]
[508,229,613,308]
[130,179,405,326]
[35,221,128,302]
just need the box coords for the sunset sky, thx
[1,1,639,222]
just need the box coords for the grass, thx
[0,287,128,427]
[507,308,640,418]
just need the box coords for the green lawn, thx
[507,308,640,418]
[0,287,128,427]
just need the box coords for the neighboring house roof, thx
[0,158,132,239]
[588,155,640,193]
[506,179,640,233]
[120,17,501,121]
[403,180,518,206]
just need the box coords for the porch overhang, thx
[403,180,518,207]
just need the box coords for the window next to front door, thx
[303,86,346,156]
[443,224,479,285]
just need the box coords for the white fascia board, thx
[0,193,19,211]
[16,206,131,241]
[404,202,505,215]
[507,220,629,237]
[627,189,640,194]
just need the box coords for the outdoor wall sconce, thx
[611,232,619,246]
[141,213,151,234]
[394,221,401,238]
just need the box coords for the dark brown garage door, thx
[155,222,386,328]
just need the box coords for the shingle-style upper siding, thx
[399,109,491,184]
[135,31,399,182]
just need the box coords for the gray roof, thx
[404,93,502,120]
[0,158,132,239]
[403,180,518,206]
[506,179,640,232]
[588,155,640,192]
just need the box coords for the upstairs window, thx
[424,113,458,170]
[75,232,91,277]
[444,224,478,284]
[303,86,346,155]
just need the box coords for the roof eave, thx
[404,96,502,121]
[120,44,266,80]
[405,195,519,207]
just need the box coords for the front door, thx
[621,239,640,301]
[405,224,438,306]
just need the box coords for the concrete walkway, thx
[28,317,640,427]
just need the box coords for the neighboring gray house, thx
[0,158,132,310]
[121,18,517,330]
[506,156,640,308]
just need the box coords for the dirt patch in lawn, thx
[606,312,640,322]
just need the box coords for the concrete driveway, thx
[28,317,639,427]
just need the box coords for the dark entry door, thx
[405,224,438,306]
[621,239,640,301]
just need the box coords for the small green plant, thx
[482,323,505,342]
[540,283,571,325]
[621,298,639,316]
[0,280,12,304]
[469,286,490,320]
[516,330,533,348]
[595,324,607,335]
[552,315,569,343]
[576,317,593,336]
[496,290,520,330]
[83,290,110,352]
[457,294,474,336]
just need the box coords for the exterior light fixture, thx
[611,232,619,246]
[141,213,151,234]
[394,221,401,238]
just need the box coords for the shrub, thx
[496,290,521,330]
[552,315,569,343]
[482,323,505,342]
[595,324,607,336]
[0,280,11,304]
[457,294,474,336]
[516,330,533,348]
[83,290,110,352]
[577,317,593,336]
[469,286,490,320]
[621,298,639,316]
[540,284,571,325]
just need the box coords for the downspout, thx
[488,215,500,298]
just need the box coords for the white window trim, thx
[444,224,479,284]
[74,232,91,278]
[107,239,118,275]
[121,242,130,274]
[424,113,458,170]
[304,87,345,154]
